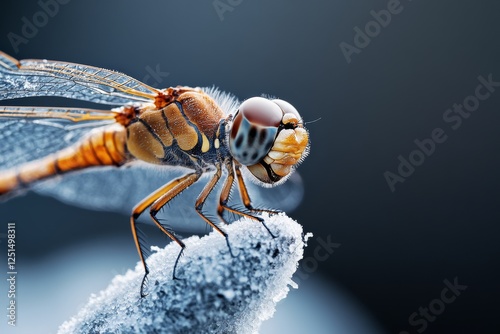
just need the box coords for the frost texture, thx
[58,214,307,334]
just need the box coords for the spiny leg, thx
[219,161,276,238]
[131,172,200,297]
[217,161,238,223]
[194,164,236,257]
[234,164,282,216]
[148,172,201,282]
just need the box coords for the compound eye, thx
[229,97,282,166]
[272,99,302,125]
[240,97,283,127]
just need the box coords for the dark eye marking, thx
[258,128,267,145]
[248,126,257,147]
[235,135,243,149]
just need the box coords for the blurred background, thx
[1,0,499,333]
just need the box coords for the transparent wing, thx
[0,106,116,169]
[0,105,117,122]
[33,165,305,234]
[0,51,158,105]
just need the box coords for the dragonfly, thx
[0,51,309,296]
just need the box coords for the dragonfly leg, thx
[149,172,203,281]
[234,164,283,216]
[130,172,200,297]
[194,164,236,257]
[218,161,277,238]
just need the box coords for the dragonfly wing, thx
[0,110,115,169]
[33,163,304,234]
[0,52,158,105]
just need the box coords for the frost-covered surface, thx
[58,214,308,334]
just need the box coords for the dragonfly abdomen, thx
[0,124,128,196]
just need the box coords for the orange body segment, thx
[0,124,128,196]
[140,109,174,147]
[162,103,199,151]
[126,120,165,164]
[0,171,18,195]
[177,91,225,135]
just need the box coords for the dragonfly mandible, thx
[0,51,309,296]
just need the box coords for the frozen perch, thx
[58,214,309,334]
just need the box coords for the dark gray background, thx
[1,0,499,333]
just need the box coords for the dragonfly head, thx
[229,97,309,186]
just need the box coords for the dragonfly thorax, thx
[125,89,226,167]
